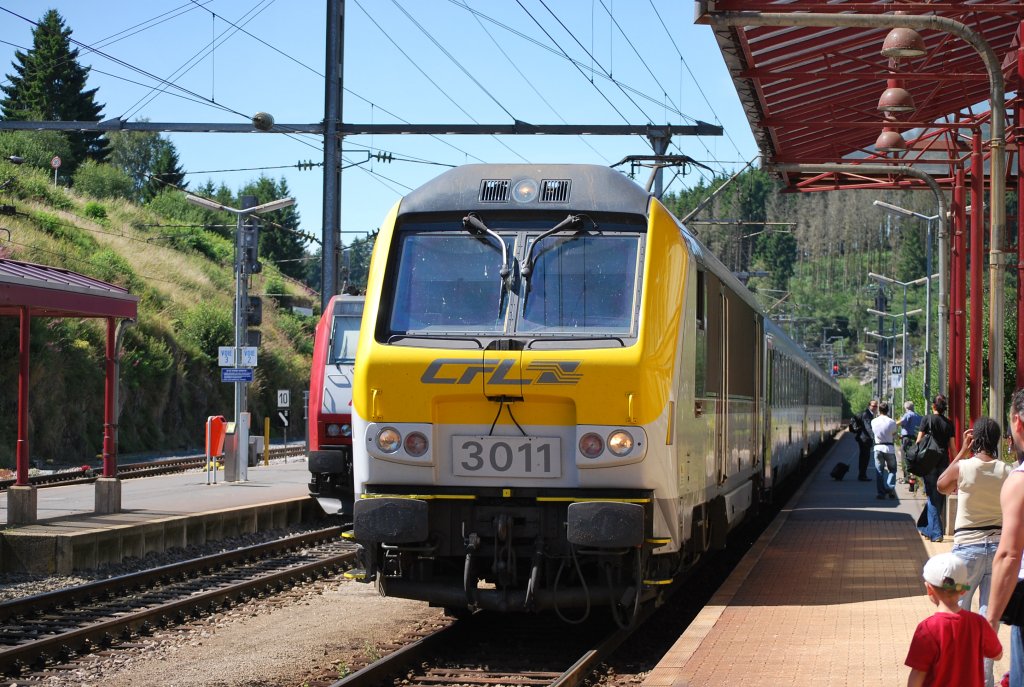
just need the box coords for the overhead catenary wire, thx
[354,0,529,164]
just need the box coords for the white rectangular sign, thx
[240,346,258,367]
[277,389,290,408]
[218,347,235,367]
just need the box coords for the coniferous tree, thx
[0,10,108,172]
[239,176,307,280]
[108,127,186,202]
[142,141,187,202]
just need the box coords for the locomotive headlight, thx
[404,431,429,457]
[579,432,604,458]
[326,423,342,437]
[340,424,352,437]
[512,178,538,203]
[607,430,634,456]
[376,427,402,453]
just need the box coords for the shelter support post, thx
[951,168,967,443]
[10,305,37,525]
[1017,29,1024,394]
[16,305,29,486]
[102,317,116,478]
[971,131,984,422]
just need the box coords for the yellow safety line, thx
[359,493,477,501]
[643,579,673,586]
[646,538,671,544]
[535,497,651,504]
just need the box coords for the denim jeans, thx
[955,540,1000,686]
[917,470,944,541]
[873,450,897,496]
[1012,624,1024,687]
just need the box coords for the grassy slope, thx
[0,161,315,468]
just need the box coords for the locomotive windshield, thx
[384,216,644,342]
[328,300,363,364]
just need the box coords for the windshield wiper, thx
[463,213,514,317]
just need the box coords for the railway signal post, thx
[185,193,294,482]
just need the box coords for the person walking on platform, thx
[917,394,955,542]
[986,389,1024,686]
[900,400,924,486]
[938,418,1012,687]
[906,552,1002,687]
[849,399,878,482]
[872,401,899,499]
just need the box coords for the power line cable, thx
[0,5,247,121]
[646,0,743,159]
[119,0,276,121]
[390,0,518,122]
[353,0,529,164]
[453,0,695,122]
[453,0,610,164]
[513,0,632,126]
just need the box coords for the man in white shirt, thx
[871,401,899,500]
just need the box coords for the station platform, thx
[0,460,320,575]
[644,433,1012,687]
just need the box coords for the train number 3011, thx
[453,436,561,478]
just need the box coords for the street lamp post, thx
[865,329,907,403]
[185,193,295,481]
[872,201,940,402]
[867,302,923,408]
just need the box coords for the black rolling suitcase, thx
[830,462,850,481]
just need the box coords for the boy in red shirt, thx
[905,552,1003,686]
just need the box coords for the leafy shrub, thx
[1,159,73,209]
[31,210,98,252]
[0,130,72,170]
[83,201,107,221]
[265,275,285,306]
[164,225,231,264]
[72,160,134,200]
[88,248,143,292]
[176,301,233,361]
[277,310,315,356]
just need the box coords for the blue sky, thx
[0,0,757,250]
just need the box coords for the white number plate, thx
[452,436,561,478]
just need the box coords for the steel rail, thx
[0,526,354,677]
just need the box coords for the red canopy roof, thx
[0,258,138,319]
[701,1,1024,190]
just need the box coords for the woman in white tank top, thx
[938,416,1013,687]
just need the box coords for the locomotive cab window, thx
[329,314,362,365]
[380,216,644,344]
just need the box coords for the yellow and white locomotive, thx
[347,164,841,618]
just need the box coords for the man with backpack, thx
[849,399,878,482]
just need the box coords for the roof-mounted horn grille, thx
[540,179,571,203]
[479,179,511,203]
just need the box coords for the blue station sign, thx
[221,367,255,383]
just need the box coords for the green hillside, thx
[0,158,317,469]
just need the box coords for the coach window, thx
[694,270,706,398]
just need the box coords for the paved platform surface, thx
[0,460,318,573]
[0,460,312,524]
[644,433,1012,687]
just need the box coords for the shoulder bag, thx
[906,432,944,477]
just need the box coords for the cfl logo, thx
[420,359,582,385]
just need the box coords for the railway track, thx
[331,604,654,687]
[0,444,307,492]
[0,525,355,678]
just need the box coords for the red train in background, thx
[307,294,365,516]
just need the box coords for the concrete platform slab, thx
[0,461,321,574]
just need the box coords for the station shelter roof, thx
[0,258,138,319]
[700,2,1024,191]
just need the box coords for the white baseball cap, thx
[923,552,970,591]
